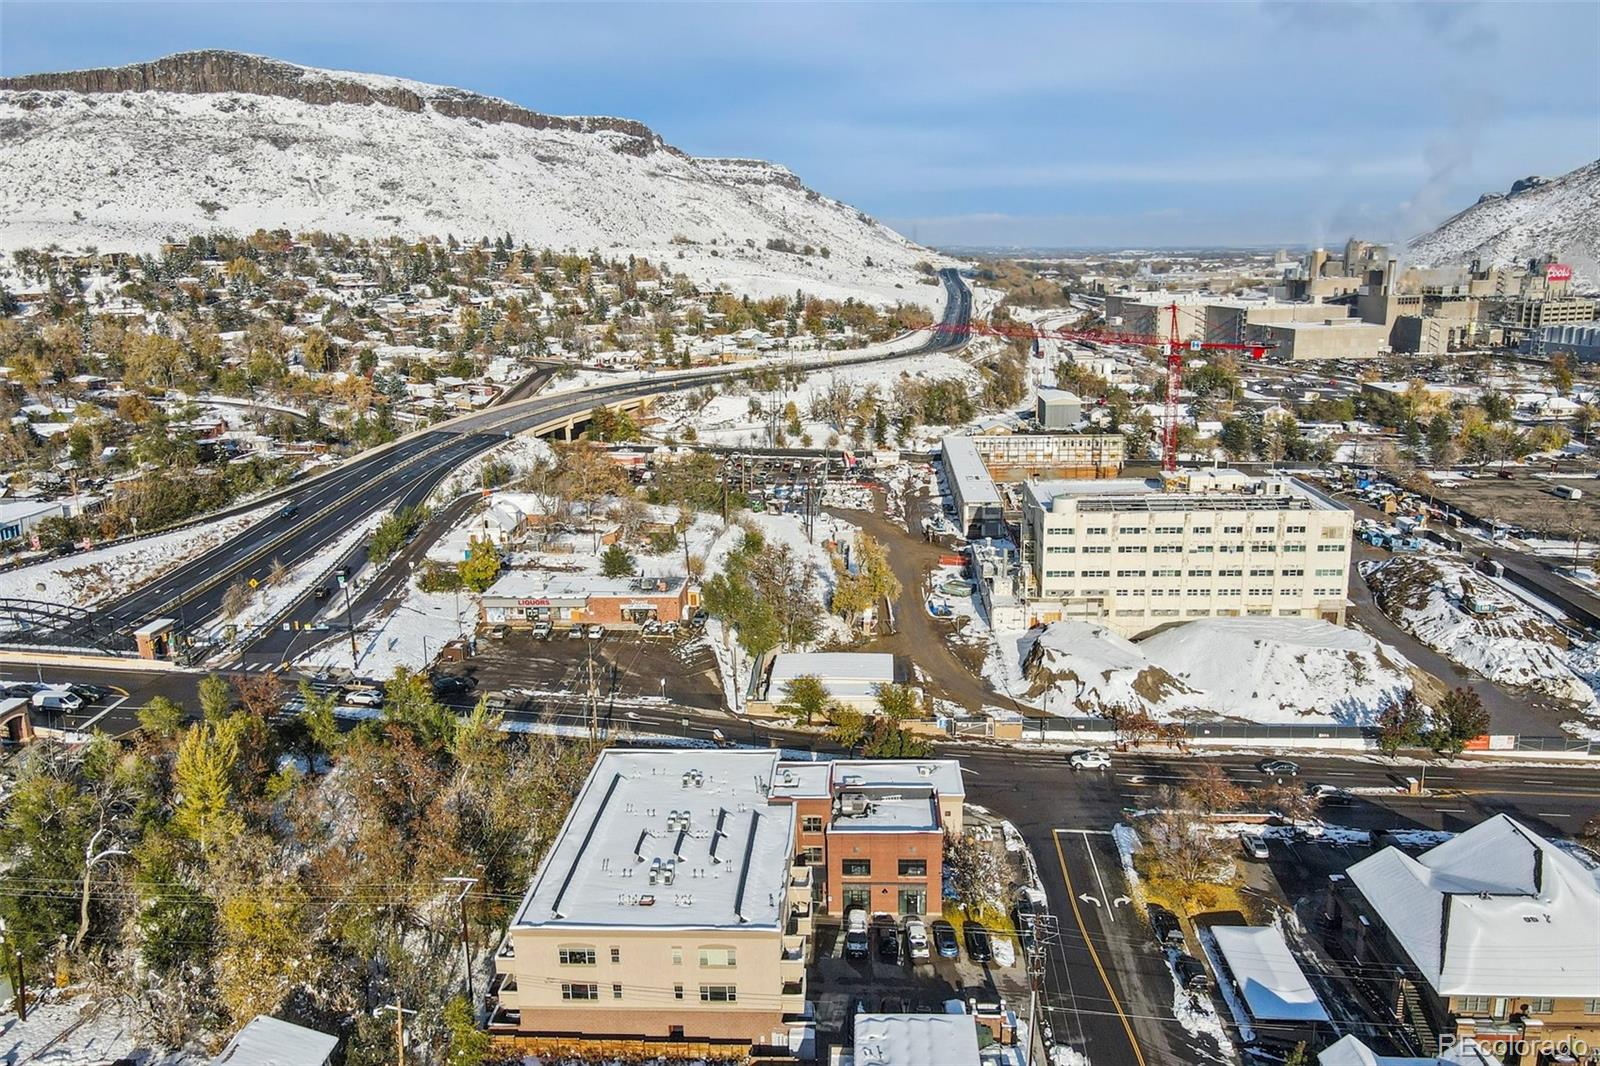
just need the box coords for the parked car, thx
[1173,953,1211,992]
[1147,904,1185,948]
[431,674,475,695]
[1240,833,1270,861]
[4,682,43,698]
[905,918,931,961]
[530,620,553,640]
[990,935,1016,967]
[487,623,510,640]
[586,624,605,640]
[1257,759,1299,777]
[875,916,901,964]
[1068,749,1111,771]
[845,910,870,960]
[963,922,993,962]
[70,683,112,703]
[30,686,82,714]
[932,920,960,959]
[566,626,586,640]
[343,687,384,707]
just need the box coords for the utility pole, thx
[585,642,599,742]
[442,875,481,1008]
[337,564,357,670]
[376,1000,415,1066]
[1024,911,1060,1066]
[12,948,25,1021]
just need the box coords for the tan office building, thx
[1020,469,1354,638]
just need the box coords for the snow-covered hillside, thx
[0,51,947,304]
[1407,158,1600,277]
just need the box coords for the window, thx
[610,946,621,964]
[1249,567,1274,577]
[1083,545,1111,554]
[612,983,623,999]
[842,859,871,877]
[671,947,683,965]
[1045,569,1074,578]
[1527,998,1554,1015]
[1154,568,1181,577]
[1153,545,1182,553]
[1280,568,1304,577]
[674,984,684,1000]
[562,983,599,1000]
[1283,543,1306,552]
[558,947,596,966]
[1115,609,1145,617]
[1152,608,1179,617]
[1286,525,1306,534]
[1085,526,1108,536]
[698,947,737,968]
[1191,526,1212,534]
[1254,525,1275,534]
[842,887,870,911]
[1118,526,1145,535]
[1188,568,1212,577]
[1248,587,1273,597]
[1223,525,1243,534]
[1250,543,1276,553]
[800,846,823,866]
[1191,545,1213,553]
[899,859,927,877]
[1219,568,1242,577]
[1314,567,1344,577]
[1321,525,1343,538]
[1116,545,1146,553]
[700,985,738,1003]
[1585,998,1600,1014]
[1218,588,1241,596]
[1219,545,1243,554]
[802,815,824,833]
[1116,569,1146,578]
[1317,543,1344,552]
[1082,569,1110,578]
[1046,545,1075,554]
[1154,525,1183,535]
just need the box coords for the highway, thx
[52,269,969,653]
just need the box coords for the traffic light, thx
[336,565,350,588]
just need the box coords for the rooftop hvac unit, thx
[837,792,870,818]
[663,860,677,886]
[649,857,662,885]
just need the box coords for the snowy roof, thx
[1347,814,1600,996]
[512,749,795,931]
[482,570,684,602]
[1318,1035,1497,1066]
[767,759,965,804]
[1036,388,1082,405]
[768,652,894,688]
[941,436,1002,508]
[1026,473,1344,514]
[1210,925,1329,1023]
[853,1013,981,1066]
[212,1016,337,1066]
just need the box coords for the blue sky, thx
[4,1,1597,249]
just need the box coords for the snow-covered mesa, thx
[1407,158,1600,279]
[0,50,954,305]
[1008,616,1419,726]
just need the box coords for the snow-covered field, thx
[982,616,1419,726]
[0,503,275,608]
[1363,554,1598,705]
[0,52,956,307]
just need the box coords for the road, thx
[25,270,969,653]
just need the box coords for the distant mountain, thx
[1407,158,1600,276]
[0,51,942,303]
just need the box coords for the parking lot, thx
[807,915,1031,1060]
[461,624,725,712]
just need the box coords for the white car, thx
[343,687,384,707]
[990,936,1016,967]
[586,624,605,640]
[1068,749,1111,771]
[904,918,930,961]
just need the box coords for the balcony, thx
[781,934,809,982]
[487,1004,522,1032]
[495,937,516,961]
[781,976,807,1015]
[787,864,813,900]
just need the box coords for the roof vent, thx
[917,764,934,776]
[638,894,656,907]
[842,774,864,787]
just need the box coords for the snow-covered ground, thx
[0,996,197,1065]
[977,616,1418,727]
[426,432,555,506]
[299,582,467,677]
[0,53,957,307]
[0,503,276,608]
[1364,554,1599,707]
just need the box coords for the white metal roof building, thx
[1210,925,1330,1026]
[1317,1034,1497,1066]
[764,651,895,710]
[852,1013,981,1066]
[211,1016,337,1066]
[1346,814,1600,997]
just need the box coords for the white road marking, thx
[1537,812,1571,818]
[1433,808,1467,814]
[1081,835,1116,924]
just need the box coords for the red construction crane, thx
[927,303,1273,472]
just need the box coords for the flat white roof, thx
[1211,925,1329,1023]
[853,1013,980,1066]
[768,652,894,688]
[940,436,1002,509]
[1347,814,1600,996]
[512,749,795,931]
[212,1016,337,1066]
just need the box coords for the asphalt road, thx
[40,270,968,652]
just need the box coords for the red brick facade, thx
[824,828,941,918]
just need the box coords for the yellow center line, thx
[1054,829,1147,1066]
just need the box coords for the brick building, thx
[479,571,695,629]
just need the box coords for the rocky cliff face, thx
[0,49,674,156]
[1408,157,1600,275]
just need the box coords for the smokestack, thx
[1384,258,1397,296]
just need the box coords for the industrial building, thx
[941,432,1125,540]
[479,571,694,628]
[1522,323,1600,363]
[489,749,966,1056]
[1258,319,1388,361]
[1034,388,1083,430]
[1019,469,1353,638]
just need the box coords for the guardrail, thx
[1017,715,1596,755]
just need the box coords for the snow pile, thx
[0,503,275,608]
[1364,555,1594,703]
[0,51,952,306]
[1014,617,1418,726]
[1407,158,1600,278]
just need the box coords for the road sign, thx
[248,578,259,589]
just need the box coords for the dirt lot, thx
[463,626,724,711]
[1424,472,1600,534]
